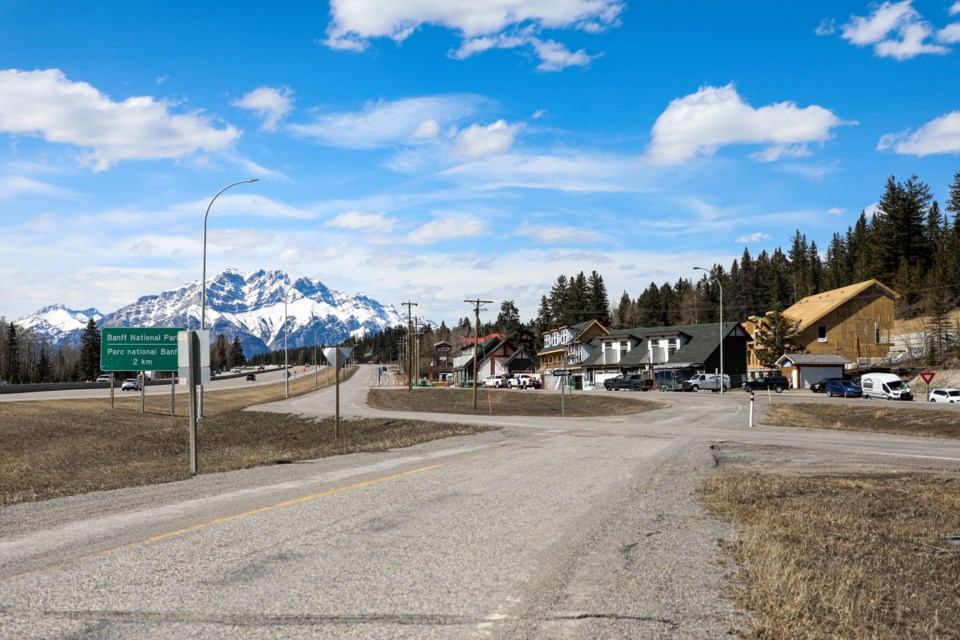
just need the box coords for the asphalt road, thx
[2,366,959,638]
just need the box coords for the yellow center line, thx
[83,463,445,559]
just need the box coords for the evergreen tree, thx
[569,271,588,324]
[548,275,569,326]
[35,344,51,383]
[636,283,662,326]
[613,291,633,328]
[495,300,521,338]
[229,336,245,367]
[78,319,100,381]
[534,296,551,337]
[4,323,20,384]
[586,271,611,326]
[753,311,804,367]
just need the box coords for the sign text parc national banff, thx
[101,327,184,371]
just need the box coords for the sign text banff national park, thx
[100,327,184,372]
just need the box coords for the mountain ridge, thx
[15,269,404,356]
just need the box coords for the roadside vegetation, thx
[764,402,960,439]
[366,387,667,416]
[704,471,960,639]
[0,368,492,507]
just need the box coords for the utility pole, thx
[402,301,417,392]
[465,298,493,410]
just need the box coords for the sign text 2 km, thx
[101,327,184,371]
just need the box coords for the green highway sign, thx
[101,327,184,372]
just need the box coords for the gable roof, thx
[581,322,745,369]
[782,279,899,332]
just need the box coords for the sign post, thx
[101,327,183,414]
[920,371,935,401]
[554,369,571,416]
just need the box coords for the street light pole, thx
[201,179,258,331]
[694,266,724,395]
[199,178,257,420]
[284,288,293,399]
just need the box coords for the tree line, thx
[0,318,246,385]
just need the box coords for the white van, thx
[682,373,730,392]
[860,373,913,401]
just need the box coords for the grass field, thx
[765,402,960,439]
[704,471,960,639]
[367,387,667,416]
[0,368,492,507]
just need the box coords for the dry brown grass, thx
[704,471,960,639]
[0,368,491,506]
[367,387,667,416]
[765,403,960,439]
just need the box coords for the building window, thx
[818,326,827,343]
[874,322,881,344]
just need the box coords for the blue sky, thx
[2,1,960,326]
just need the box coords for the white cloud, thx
[827,207,846,215]
[325,211,397,232]
[413,118,441,139]
[0,175,72,200]
[815,18,836,36]
[736,232,772,243]
[288,95,484,149]
[401,214,488,245]
[938,22,960,43]
[323,0,622,70]
[646,84,846,165]
[878,111,960,155]
[531,38,596,71]
[232,86,294,131]
[442,150,647,192]
[951,1,960,15]
[0,69,239,171]
[518,221,600,243]
[451,120,521,158]
[838,1,949,59]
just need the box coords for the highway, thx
[2,365,959,638]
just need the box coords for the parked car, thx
[246,373,257,381]
[682,373,730,392]
[810,377,842,393]
[120,378,141,391]
[929,388,960,403]
[482,374,508,388]
[861,373,912,401]
[742,375,789,393]
[825,379,861,398]
[604,374,654,391]
[508,374,541,389]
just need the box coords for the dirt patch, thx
[367,387,668,416]
[764,402,960,439]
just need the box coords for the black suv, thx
[742,375,789,393]
[604,374,654,391]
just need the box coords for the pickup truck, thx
[604,374,654,391]
[741,375,789,393]
[482,374,508,388]
[508,374,541,389]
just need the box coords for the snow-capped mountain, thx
[15,304,103,346]
[16,269,404,356]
